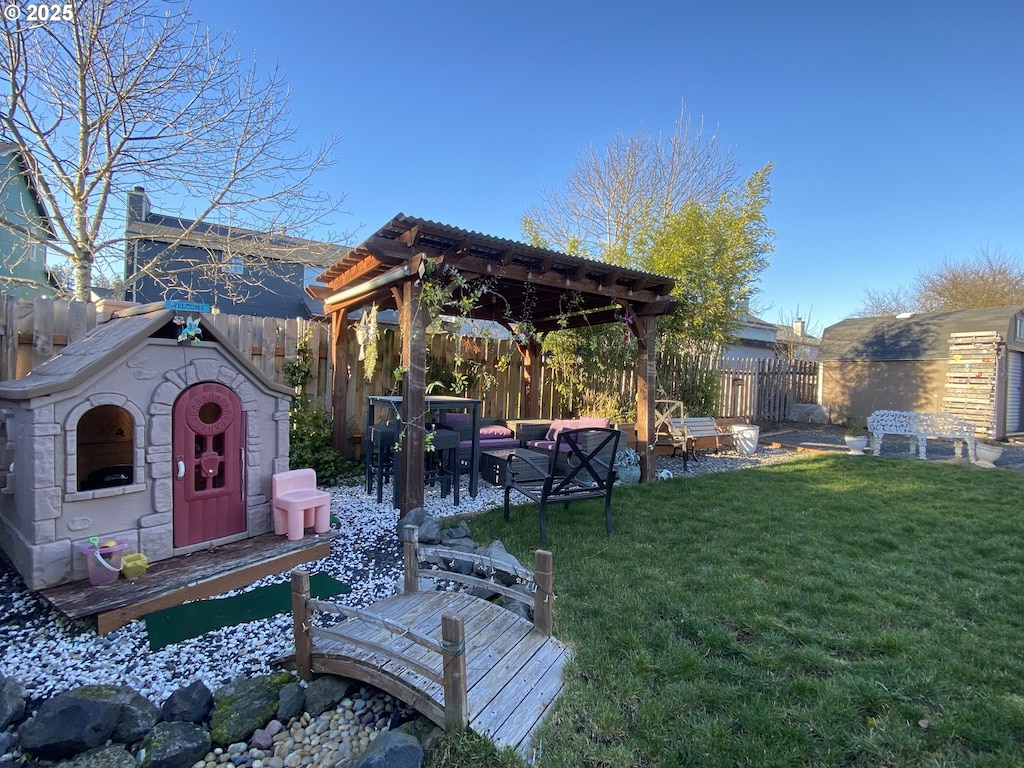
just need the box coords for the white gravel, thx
[0,445,799,711]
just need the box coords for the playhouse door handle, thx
[176,459,185,479]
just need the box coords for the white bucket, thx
[731,425,760,456]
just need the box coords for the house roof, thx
[819,306,1024,362]
[0,303,292,400]
[311,213,677,333]
[127,199,348,267]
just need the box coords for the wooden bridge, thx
[290,526,570,757]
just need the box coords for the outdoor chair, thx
[503,427,620,542]
[272,469,331,541]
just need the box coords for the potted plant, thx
[844,416,869,455]
[614,447,642,484]
[974,437,1005,468]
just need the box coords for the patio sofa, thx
[520,417,612,451]
[439,412,520,470]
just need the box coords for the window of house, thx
[77,405,134,491]
[1017,317,1024,341]
[225,256,244,275]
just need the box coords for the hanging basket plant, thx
[354,304,379,382]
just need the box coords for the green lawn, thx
[427,454,1024,768]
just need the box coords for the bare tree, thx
[522,104,739,267]
[857,247,1024,316]
[855,286,917,317]
[915,248,1024,311]
[1,0,343,301]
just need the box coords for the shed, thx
[0,302,293,589]
[819,306,1024,438]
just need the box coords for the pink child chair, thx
[271,469,331,541]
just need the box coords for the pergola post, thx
[521,338,542,418]
[634,315,657,482]
[397,276,427,517]
[330,310,350,455]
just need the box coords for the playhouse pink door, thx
[172,383,246,547]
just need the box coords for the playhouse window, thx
[77,405,134,491]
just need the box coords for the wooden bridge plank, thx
[468,632,563,720]
[484,643,571,753]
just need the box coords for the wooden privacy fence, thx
[0,294,334,408]
[1,294,820,440]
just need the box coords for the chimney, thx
[127,186,150,222]
[793,317,805,337]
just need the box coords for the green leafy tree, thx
[641,164,775,351]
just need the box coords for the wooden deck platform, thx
[290,526,570,757]
[41,532,336,634]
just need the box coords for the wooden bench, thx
[865,410,978,462]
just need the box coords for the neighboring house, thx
[723,304,780,359]
[774,317,821,361]
[819,306,1024,438]
[125,187,347,318]
[0,143,54,298]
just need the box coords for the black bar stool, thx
[365,422,398,504]
[425,428,460,505]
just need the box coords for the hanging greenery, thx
[353,304,379,382]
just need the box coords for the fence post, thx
[291,569,313,680]
[441,611,468,730]
[533,549,553,636]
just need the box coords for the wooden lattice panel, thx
[941,332,1001,435]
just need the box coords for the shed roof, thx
[819,306,1024,362]
[0,303,292,400]
[310,213,677,331]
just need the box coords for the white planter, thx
[974,443,1004,468]
[731,425,760,456]
[844,435,869,455]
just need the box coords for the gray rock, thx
[140,721,211,768]
[0,675,25,730]
[161,680,213,724]
[417,515,441,544]
[351,730,423,768]
[476,540,525,586]
[63,685,160,744]
[0,730,16,756]
[19,692,120,759]
[303,675,353,717]
[395,717,444,753]
[440,520,471,540]
[250,727,274,751]
[396,508,428,532]
[209,673,294,746]
[54,743,137,768]
[275,682,304,723]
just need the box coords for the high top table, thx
[366,395,483,505]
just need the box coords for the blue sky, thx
[198,1,1024,332]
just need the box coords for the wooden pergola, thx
[309,214,676,515]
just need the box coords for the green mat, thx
[144,573,350,650]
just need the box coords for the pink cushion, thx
[479,424,513,439]
[544,419,576,441]
[445,413,473,429]
[545,417,611,441]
